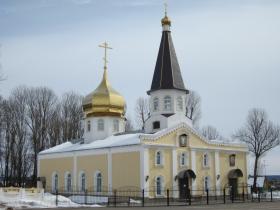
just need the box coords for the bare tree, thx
[125,115,134,132]
[60,92,84,142]
[201,125,221,140]
[25,87,58,184]
[135,97,149,130]
[0,85,86,186]
[186,90,201,127]
[234,108,280,190]
[1,88,30,186]
[48,103,62,147]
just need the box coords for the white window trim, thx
[203,153,210,168]
[97,119,104,131]
[94,170,102,192]
[176,96,183,111]
[180,152,188,167]
[51,171,58,192]
[155,150,164,166]
[155,176,165,197]
[79,171,86,192]
[163,96,172,111]
[153,97,159,112]
[64,171,72,192]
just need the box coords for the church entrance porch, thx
[177,169,196,199]
[228,169,243,198]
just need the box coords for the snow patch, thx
[0,192,102,209]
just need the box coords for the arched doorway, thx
[177,169,196,199]
[228,169,243,196]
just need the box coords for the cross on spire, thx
[98,41,112,70]
[164,1,168,16]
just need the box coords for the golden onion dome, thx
[161,15,171,26]
[83,68,126,117]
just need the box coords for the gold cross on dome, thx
[98,41,112,69]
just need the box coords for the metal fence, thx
[46,186,280,207]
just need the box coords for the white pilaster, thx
[140,147,149,197]
[73,153,77,191]
[215,151,221,195]
[191,149,197,193]
[37,157,41,188]
[172,148,178,198]
[108,150,112,192]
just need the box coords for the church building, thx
[38,11,248,198]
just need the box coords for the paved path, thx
[24,201,280,210]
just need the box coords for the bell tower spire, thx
[144,8,191,134]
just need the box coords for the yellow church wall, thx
[219,152,247,193]
[39,157,73,190]
[77,154,108,191]
[195,151,215,195]
[148,148,173,197]
[112,152,140,190]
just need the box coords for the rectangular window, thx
[153,121,160,129]
[87,121,91,132]
[113,120,119,132]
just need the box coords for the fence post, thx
[55,189,58,206]
[188,188,191,206]
[271,188,273,202]
[231,188,234,203]
[114,189,117,207]
[128,196,130,207]
[242,185,245,202]
[84,189,87,205]
[142,189,145,207]
[258,188,260,203]
[206,189,209,205]
[166,189,169,206]
[251,186,253,202]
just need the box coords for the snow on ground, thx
[68,195,108,204]
[0,192,102,209]
[252,191,280,199]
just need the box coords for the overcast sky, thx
[0,0,280,174]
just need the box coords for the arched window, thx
[79,172,86,192]
[94,171,102,192]
[180,153,187,166]
[156,176,164,196]
[113,119,119,132]
[153,97,159,111]
[203,153,209,167]
[176,96,183,111]
[97,119,104,131]
[164,96,171,111]
[204,176,210,192]
[64,172,72,192]
[52,172,58,192]
[229,154,236,167]
[155,151,163,165]
[179,134,188,147]
[87,120,91,132]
